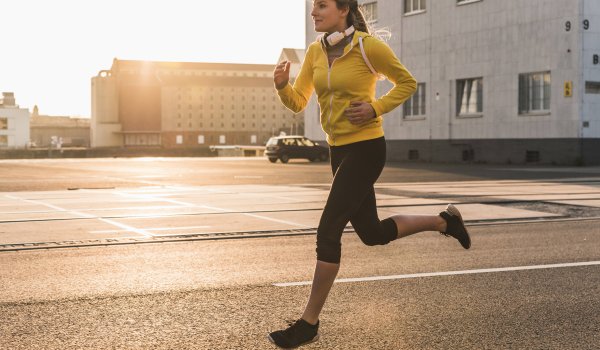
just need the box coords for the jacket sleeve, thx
[276,45,315,114]
[367,38,417,117]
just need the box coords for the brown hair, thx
[334,0,370,34]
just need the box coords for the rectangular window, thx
[519,71,551,114]
[404,0,426,14]
[526,150,540,163]
[408,149,420,160]
[219,135,226,144]
[0,117,7,130]
[456,78,483,115]
[0,135,7,146]
[251,135,257,144]
[176,135,183,144]
[361,2,378,23]
[586,81,600,94]
[404,83,426,117]
[198,135,205,144]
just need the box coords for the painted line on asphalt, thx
[113,190,312,229]
[4,194,155,238]
[90,225,212,234]
[273,260,600,287]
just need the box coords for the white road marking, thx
[90,225,212,234]
[273,260,600,287]
[200,204,312,229]
[5,195,94,219]
[5,194,155,238]
[113,190,312,229]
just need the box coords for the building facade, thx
[30,106,90,148]
[303,0,600,164]
[0,92,30,149]
[92,57,305,148]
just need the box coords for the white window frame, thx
[197,135,205,144]
[361,1,378,24]
[250,135,257,144]
[403,83,426,118]
[219,135,226,144]
[456,77,483,117]
[176,135,183,144]
[519,71,551,115]
[404,0,426,15]
[457,0,483,5]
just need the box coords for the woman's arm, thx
[367,39,417,117]
[274,46,315,114]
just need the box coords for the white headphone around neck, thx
[323,25,355,47]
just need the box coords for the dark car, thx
[265,136,329,163]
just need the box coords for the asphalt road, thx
[1,220,599,349]
[1,157,599,192]
[1,157,600,349]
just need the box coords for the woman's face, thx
[311,0,349,34]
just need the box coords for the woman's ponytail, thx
[347,1,370,34]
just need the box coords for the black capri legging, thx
[316,136,398,264]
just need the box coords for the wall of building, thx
[581,0,600,138]
[302,0,599,164]
[92,60,304,148]
[30,115,90,147]
[304,0,325,143]
[91,73,122,147]
[0,107,30,149]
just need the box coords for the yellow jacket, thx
[276,31,417,146]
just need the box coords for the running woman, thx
[269,0,471,348]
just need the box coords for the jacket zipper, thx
[320,37,355,146]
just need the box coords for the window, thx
[408,149,419,160]
[0,135,7,147]
[251,135,257,144]
[404,83,426,117]
[198,135,205,144]
[456,78,483,115]
[361,2,378,23]
[586,81,600,94]
[176,135,183,144]
[0,117,7,130]
[519,72,551,114]
[219,135,226,144]
[526,150,540,163]
[404,0,426,14]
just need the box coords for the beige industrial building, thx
[92,53,305,148]
[29,106,90,148]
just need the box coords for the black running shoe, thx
[268,319,320,349]
[439,204,471,249]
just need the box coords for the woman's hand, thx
[344,101,376,125]
[273,61,291,90]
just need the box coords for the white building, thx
[303,0,600,165]
[0,92,30,149]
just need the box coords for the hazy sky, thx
[0,0,306,117]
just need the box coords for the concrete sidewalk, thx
[2,178,599,250]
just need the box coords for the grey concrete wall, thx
[582,0,600,138]
[385,138,599,165]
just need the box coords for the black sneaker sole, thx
[267,334,320,349]
[445,204,471,249]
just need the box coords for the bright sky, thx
[0,0,306,117]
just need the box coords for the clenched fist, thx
[273,61,291,90]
